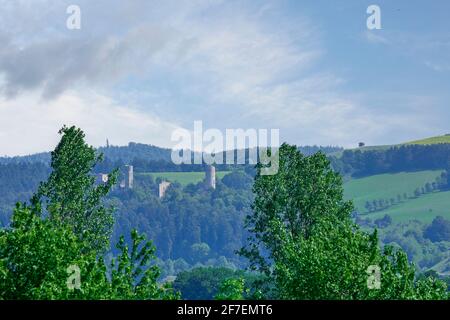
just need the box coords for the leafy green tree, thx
[173,267,268,300]
[34,126,117,253]
[240,144,353,275]
[174,267,239,300]
[0,126,178,300]
[0,204,96,299]
[374,214,392,229]
[365,201,373,213]
[372,199,378,211]
[240,143,448,300]
[414,188,421,198]
[215,278,247,300]
[444,165,450,189]
[424,216,450,242]
[222,171,253,190]
[0,204,177,299]
[107,230,177,300]
[190,242,211,263]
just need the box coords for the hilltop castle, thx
[99,164,216,197]
[159,181,171,198]
[158,165,216,198]
[97,165,134,190]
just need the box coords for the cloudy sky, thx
[0,0,449,155]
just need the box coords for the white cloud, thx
[0,1,401,151]
[0,90,182,156]
[425,60,450,72]
[1,1,448,154]
[364,31,389,44]
[0,24,182,98]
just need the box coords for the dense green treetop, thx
[0,126,177,300]
[240,143,448,299]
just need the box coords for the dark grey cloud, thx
[0,0,229,99]
[0,0,207,99]
[0,25,178,99]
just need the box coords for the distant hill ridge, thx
[354,134,450,152]
[330,134,450,157]
[0,142,173,165]
[404,134,450,145]
[0,143,342,165]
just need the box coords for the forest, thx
[331,144,450,177]
[0,126,449,300]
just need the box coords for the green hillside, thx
[344,170,449,223]
[137,171,230,186]
[404,135,450,145]
[365,190,450,223]
[344,170,443,209]
[331,134,450,158]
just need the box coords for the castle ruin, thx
[159,181,171,198]
[125,165,134,189]
[204,165,216,189]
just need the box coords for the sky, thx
[0,0,449,156]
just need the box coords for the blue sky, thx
[0,0,449,155]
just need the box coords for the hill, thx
[361,190,450,223]
[330,134,450,158]
[0,143,173,165]
[344,170,450,223]
[404,135,450,145]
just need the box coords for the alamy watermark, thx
[65,5,381,32]
[367,5,382,30]
[66,264,81,291]
[366,265,381,290]
[66,5,81,30]
[171,121,280,175]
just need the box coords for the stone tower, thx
[159,181,171,198]
[96,173,109,184]
[125,165,134,189]
[205,165,216,189]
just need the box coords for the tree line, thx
[331,144,450,177]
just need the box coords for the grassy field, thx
[363,190,450,223]
[344,170,443,210]
[344,170,450,223]
[404,135,450,145]
[137,171,230,186]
